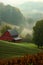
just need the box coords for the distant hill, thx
[18,2,43,24]
[18,2,43,16]
[0,3,25,26]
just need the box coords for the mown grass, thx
[0,40,43,58]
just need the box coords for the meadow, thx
[0,40,43,59]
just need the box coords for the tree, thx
[33,20,43,48]
[1,25,11,35]
[24,34,32,42]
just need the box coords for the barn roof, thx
[7,30,18,36]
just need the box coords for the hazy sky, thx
[0,0,43,6]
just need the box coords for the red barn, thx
[0,30,22,42]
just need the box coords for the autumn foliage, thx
[0,53,43,65]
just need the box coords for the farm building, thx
[0,30,22,42]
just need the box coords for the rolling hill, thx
[0,40,43,58]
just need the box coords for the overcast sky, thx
[0,0,43,6]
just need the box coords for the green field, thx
[0,40,43,58]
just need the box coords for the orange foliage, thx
[0,53,43,65]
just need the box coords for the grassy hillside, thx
[0,40,43,58]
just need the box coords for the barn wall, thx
[0,31,14,41]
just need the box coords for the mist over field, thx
[0,1,43,41]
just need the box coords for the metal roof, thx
[7,30,18,36]
[14,37,22,40]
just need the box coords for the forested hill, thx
[0,3,25,26]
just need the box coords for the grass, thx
[0,40,43,58]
